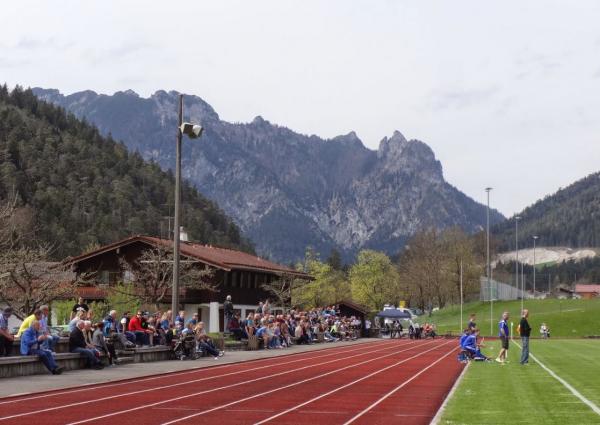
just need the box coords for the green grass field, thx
[441,339,600,424]
[430,299,600,337]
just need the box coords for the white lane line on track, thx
[255,340,455,425]
[0,341,395,421]
[430,358,469,425]
[66,340,424,425]
[513,340,600,416]
[342,344,457,425]
[160,340,441,425]
[0,339,383,405]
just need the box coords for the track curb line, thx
[430,359,469,425]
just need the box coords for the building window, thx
[99,270,109,284]
[123,270,134,283]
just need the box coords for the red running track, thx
[0,339,463,425]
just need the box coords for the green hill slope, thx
[430,299,600,337]
[492,172,600,251]
[0,85,253,258]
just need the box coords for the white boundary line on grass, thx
[514,340,600,417]
[430,360,470,425]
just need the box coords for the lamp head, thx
[180,122,204,139]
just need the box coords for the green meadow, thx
[429,299,600,337]
[441,339,600,424]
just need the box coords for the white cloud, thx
[0,0,599,216]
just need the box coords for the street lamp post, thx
[485,187,493,336]
[171,94,204,320]
[533,235,539,297]
[515,216,521,311]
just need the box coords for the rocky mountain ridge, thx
[33,88,505,262]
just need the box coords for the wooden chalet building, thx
[63,235,311,332]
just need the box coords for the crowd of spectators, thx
[232,303,363,349]
[0,297,366,375]
[382,320,438,339]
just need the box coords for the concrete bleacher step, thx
[114,356,134,365]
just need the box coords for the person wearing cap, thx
[128,310,151,346]
[0,307,14,356]
[21,320,63,374]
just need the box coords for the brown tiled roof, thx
[575,284,600,294]
[63,235,311,279]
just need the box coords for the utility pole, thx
[533,235,538,297]
[485,187,493,336]
[172,94,183,319]
[515,216,522,312]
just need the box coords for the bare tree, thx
[262,273,308,311]
[119,245,216,309]
[0,246,79,320]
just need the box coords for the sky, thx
[1,0,599,217]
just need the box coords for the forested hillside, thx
[492,172,600,251]
[0,85,253,259]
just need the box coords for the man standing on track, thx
[495,311,509,364]
[519,309,531,365]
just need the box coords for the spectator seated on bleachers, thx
[194,322,224,359]
[68,310,86,333]
[103,310,136,348]
[16,309,43,338]
[93,321,118,366]
[39,305,60,352]
[0,307,15,357]
[20,320,63,375]
[128,310,152,347]
[227,313,247,341]
[69,320,104,370]
[158,310,174,346]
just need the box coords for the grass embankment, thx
[430,299,600,337]
[441,339,600,424]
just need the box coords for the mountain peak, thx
[377,130,408,159]
[115,89,139,97]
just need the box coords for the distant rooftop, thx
[64,235,310,278]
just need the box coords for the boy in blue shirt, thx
[495,311,510,364]
[463,328,489,360]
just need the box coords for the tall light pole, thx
[172,94,204,320]
[533,235,539,297]
[515,216,521,311]
[485,187,493,336]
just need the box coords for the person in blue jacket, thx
[20,320,63,375]
[462,328,489,361]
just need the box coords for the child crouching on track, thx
[462,328,490,361]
